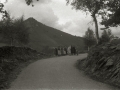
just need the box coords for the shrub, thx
[0,46,41,89]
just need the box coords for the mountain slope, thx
[24,17,85,52]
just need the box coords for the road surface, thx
[9,53,118,90]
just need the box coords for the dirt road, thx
[9,54,118,90]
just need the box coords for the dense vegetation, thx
[83,28,96,51]
[1,0,120,89]
[77,39,120,88]
[0,14,50,90]
[0,14,85,90]
[0,15,29,46]
[0,46,47,89]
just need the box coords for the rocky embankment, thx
[77,43,120,88]
[0,46,47,89]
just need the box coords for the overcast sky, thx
[2,0,120,37]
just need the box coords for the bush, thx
[0,46,42,89]
[78,43,120,87]
[111,39,120,45]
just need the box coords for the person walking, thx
[71,46,74,55]
[76,49,78,55]
[64,47,67,55]
[60,47,63,55]
[54,47,58,56]
[58,46,61,56]
[67,46,71,55]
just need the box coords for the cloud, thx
[4,0,120,37]
[3,0,91,37]
[58,15,93,36]
[4,0,59,29]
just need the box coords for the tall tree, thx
[100,29,114,44]
[0,0,39,18]
[66,0,115,44]
[66,0,100,43]
[13,16,29,45]
[83,28,96,51]
[0,13,14,45]
[101,1,120,27]
[0,15,29,46]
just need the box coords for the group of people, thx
[54,46,78,56]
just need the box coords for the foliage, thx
[100,29,113,44]
[13,16,29,45]
[41,46,54,56]
[66,0,105,14]
[111,37,120,45]
[25,0,39,6]
[83,28,96,50]
[0,2,8,19]
[101,1,120,27]
[66,0,120,43]
[0,15,29,46]
[77,43,120,87]
[0,0,39,19]
[0,46,42,89]
[66,0,108,43]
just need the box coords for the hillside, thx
[24,17,85,52]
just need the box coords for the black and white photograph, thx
[0,0,120,90]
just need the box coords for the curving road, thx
[9,54,118,90]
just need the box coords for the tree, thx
[0,14,29,46]
[83,28,96,51]
[0,13,14,45]
[100,29,113,44]
[0,0,39,19]
[66,0,120,44]
[66,0,106,44]
[13,16,29,45]
[101,1,120,27]
[25,0,39,6]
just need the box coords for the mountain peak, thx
[24,17,84,52]
[25,17,38,23]
[25,17,44,27]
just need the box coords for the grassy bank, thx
[0,46,51,90]
[76,43,120,89]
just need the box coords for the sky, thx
[1,0,120,37]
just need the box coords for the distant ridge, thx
[24,17,85,52]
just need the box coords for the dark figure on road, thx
[76,49,78,55]
[71,46,76,55]
[74,47,76,55]
[54,48,58,56]
[61,47,64,55]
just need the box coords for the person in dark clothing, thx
[74,47,76,55]
[58,46,61,56]
[54,48,58,56]
[73,46,75,55]
[61,47,63,55]
[71,46,76,55]
[76,49,78,55]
